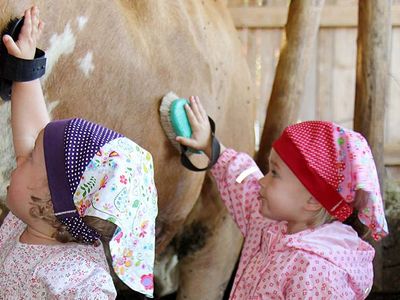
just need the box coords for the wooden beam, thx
[256,0,325,173]
[229,5,400,28]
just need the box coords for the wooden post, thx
[256,0,325,172]
[354,0,392,292]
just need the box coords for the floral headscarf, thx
[273,121,388,240]
[44,118,158,297]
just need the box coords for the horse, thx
[0,1,256,298]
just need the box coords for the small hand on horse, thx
[175,95,226,158]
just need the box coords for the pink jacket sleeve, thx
[211,148,263,236]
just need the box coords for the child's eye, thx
[270,169,278,177]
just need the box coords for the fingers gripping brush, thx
[159,92,193,152]
[159,92,220,171]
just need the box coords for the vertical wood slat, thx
[354,0,392,291]
[317,28,335,120]
[332,28,357,128]
[237,27,283,151]
[257,29,282,137]
[387,29,400,144]
[299,38,317,122]
[256,0,325,172]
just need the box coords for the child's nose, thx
[258,176,267,187]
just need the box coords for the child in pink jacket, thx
[176,96,388,299]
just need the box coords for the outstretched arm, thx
[176,96,264,236]
[2,6,49,163]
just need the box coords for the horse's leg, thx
[176,175,243,300]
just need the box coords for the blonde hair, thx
[311,206,335,228]
[29,195,132,289]
[311,194,370,239]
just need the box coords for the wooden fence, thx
[227,0,400,169]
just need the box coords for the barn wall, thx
[228,0,400,167]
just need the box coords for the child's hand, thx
[176,96,213,158]
[2,6,44,60]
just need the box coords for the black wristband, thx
[0,49,47,101]
[180,117,221,172]
[0,16,47,101]
[1,49,46,82]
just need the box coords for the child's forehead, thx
[269,149,281,163]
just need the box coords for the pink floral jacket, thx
[211,149,375,300]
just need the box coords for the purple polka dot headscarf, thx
[43,118,122,243]
[43,118,158,296]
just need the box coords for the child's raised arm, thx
[176,97,265,236]
[2,6,49,163]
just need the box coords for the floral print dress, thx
[0,213,117,299]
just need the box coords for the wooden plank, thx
[256,29,283,149]
[387,29,400,145]
[332,28,357,128]
[316,29,335,121]
[299,38,317,122]
[230,6,287,28]
[229,5,400,28]
[385,145,400,166]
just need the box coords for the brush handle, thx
[180,116,220,171]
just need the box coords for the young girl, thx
[176,96,389,299]
[0,6,157,299]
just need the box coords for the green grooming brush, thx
[160,91,220,171]
[170,98,192,139]
[159,92,199,153]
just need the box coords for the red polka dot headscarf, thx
[273,121,388,240]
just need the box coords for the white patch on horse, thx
[42,23,76,83]
[154,246,179,296]
[76,16,88,31]
[78,52,94,77]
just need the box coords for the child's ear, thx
[304,196,322,212]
